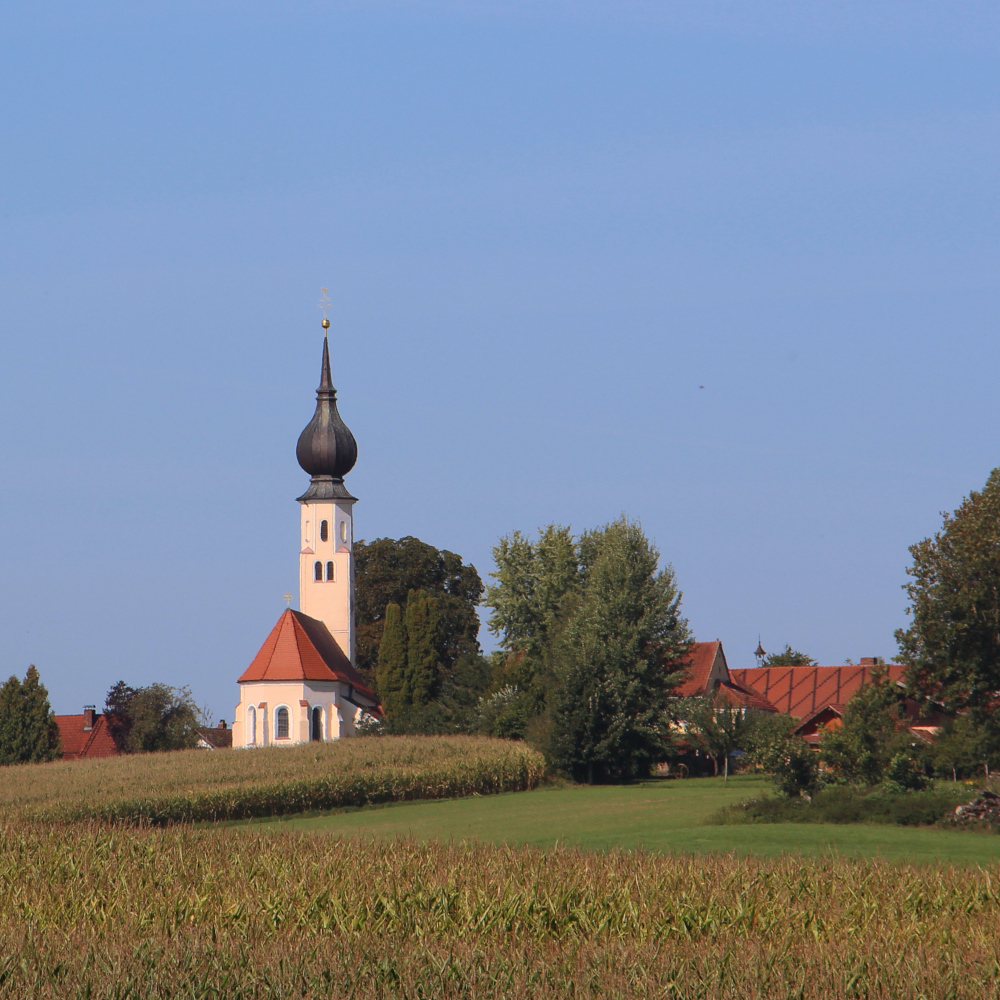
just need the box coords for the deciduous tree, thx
[547,517,691,782]
[896,469,1000,717]
[354,536,483,689]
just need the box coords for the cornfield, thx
[0,736,545,824]
[0,823,998,998]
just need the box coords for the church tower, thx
[295,318,358,661]
[231,316,378,748]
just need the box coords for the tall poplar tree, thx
[376,602,407,717]
[547,517,690,782]
[405,588,440,707]
[0,666,61,765]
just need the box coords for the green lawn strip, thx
[250,775,1000,865]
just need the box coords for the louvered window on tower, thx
[314,561,322,581]
[326,561,335,582]
[320,520,329,542]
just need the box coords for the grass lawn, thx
[253,774,1000,865]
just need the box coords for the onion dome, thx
[295,331,358,502]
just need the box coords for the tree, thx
[404,588,441,707]
[764,645,816,667]
[819,666,910,785]
[896,469,1000,717]
[486,525,584,716]
[547,517,691,783]
[354,536,483,689]
[375,603,407,718]
[103,682,202,753]
[683,697,757,780]
[931,713,1000,780]
[0,666,60,765]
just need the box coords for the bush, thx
[713,785,970,828]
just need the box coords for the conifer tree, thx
[0,666,60,765]
[376,602,408,717]
[405,588,441,707]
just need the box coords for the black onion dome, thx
[295,337,358,484]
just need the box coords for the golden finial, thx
[283,592,293,607]
[318,287,331,333]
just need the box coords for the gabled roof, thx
[716,679,779,713]
[673,641,725,697]
[729,664,905,720]
[238,609,375,699]
[55,714,119,760]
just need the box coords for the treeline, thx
[366,518,692,782]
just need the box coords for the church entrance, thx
[311,706,322,741]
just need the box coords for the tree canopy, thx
[354,536,483,688]
[0,666,60,765]
[539,517,691,782]
[896,468,1000,717]
[764,645,816,667]
[104,682,203,753]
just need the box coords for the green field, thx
[255,774,1000,865]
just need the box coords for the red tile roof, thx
[238,609,375,699]
[729,664,905,720]
[673,641,724,697]
[716,679,779,712]
[55,714,119,760]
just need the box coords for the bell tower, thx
[295,316,358,662]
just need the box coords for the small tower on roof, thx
[231,304,378,748]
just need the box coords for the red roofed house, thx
[674,640,778,712]
[55,706,119,760]
[729,659,905,720]
[729,658,947,746]
[231,327,380,748]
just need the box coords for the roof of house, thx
[729,663,906,720]
[198,726,233,749]
[54,713,119,760]
[716,679,779,712]
[238,609,375,699]
[673,641,724,697]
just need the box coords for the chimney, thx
[219,720,227,730]
[859,657,876,666]
[83,705,96,731]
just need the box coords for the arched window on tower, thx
[340,520,348,543]
[326,561,335,582]
[275,706,290,739]
[247,706,257,745]
[320,520,329,542]
[314,561,323,581]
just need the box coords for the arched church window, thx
[311,706,322,741]
[340,520,348,543]
[320,520,329,542]
[326,561,335,582]
[314,561,323,581]
[247,706,256,745]
[275,706,290,739]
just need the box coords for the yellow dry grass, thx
[1,823,998,998]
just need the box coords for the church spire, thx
[295,319,357,501]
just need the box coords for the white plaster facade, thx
[298,497,355,662]
[231,680,359,748]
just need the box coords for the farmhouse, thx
[230,319,379,748]
[729,659,946,745]
[675,640,778,712]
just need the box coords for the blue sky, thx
[2,1,999,720]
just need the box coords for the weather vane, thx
[318,287,331,332]
[283,592,293,607]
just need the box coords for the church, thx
[230,317,380,748]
